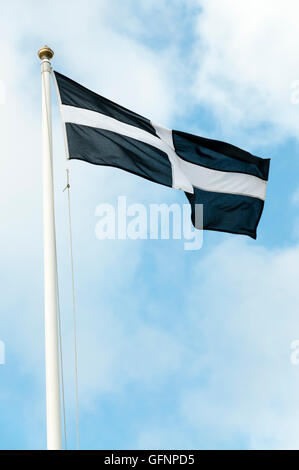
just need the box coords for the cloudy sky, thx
[1,0,299,450]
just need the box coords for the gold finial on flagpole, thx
[38,45,54,60]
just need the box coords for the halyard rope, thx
[56,274,68,449]
[64,168,80,450]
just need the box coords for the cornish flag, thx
[53,71,270,239]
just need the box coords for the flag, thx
[53,71,270,239]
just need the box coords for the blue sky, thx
[1,0,299,450]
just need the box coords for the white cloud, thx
[145,238,299,449]
[192,0,299,147]
[70,235,299,449]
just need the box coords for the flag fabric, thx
[53,71,270,239]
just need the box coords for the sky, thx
[1,0,299,450]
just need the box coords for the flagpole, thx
[38,45,62,450]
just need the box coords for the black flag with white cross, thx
[53,71,270,239]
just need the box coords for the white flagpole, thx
[38,45,62,450]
